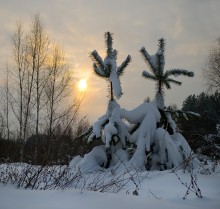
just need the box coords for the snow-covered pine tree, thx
[140,38,194,134]
[122,38,197,170]
[70,37,198,173]
[88,32,131,166]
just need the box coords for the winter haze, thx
[0,0,220,122]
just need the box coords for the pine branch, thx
[185,111,201,117]
[142,71,157,81]
[117,55,131,76]
[156,53,165,74]
[166,78,182,86]
[165,69,194,78]
[140,47,157,75]
[90,50,105,69]
[164,80,171,89]
[156,38,165,73]
[105,32,113,56]
[164,109,200,119]
[158,38,165,52]
[93,63,108,77]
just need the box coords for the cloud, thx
[0,0,220,122]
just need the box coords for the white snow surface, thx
[87,100,195,171]
[71,145,107,173]
[128,107,159,169]
[0,167,220,209]
[154,92,165,109]
[165,112,176,133]
[89,112,110,141]
[154,128,191,169]
[121,101,160,124]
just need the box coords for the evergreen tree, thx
[179,91,220,158]
[88,32,131,159]
[71,35,198,173]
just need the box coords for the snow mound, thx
[78,100,198,173]
[69,145,107,173]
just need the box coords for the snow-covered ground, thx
[0,168,219,209]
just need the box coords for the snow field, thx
[0,168,219,209]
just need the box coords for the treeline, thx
[178,91,220,158]
[1,91,220,164]
[0,121,103,165]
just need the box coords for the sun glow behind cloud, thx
[78,79,87,91]
[0,0,220,122]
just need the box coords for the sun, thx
[78,79,87,91]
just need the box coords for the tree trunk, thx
[158,80,162,94]
[110,81,113,101]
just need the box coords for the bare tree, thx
[44,45,77,161]
[4,13,84,163]
[9,16,50,161]
[203,38,220,92]
[11,21,32,161]
[2,65,11,141]
[30,14,49,134]
[0,113,6,140]
[45,45,69,136]
[11,16,49,161]
[28,14,49,161]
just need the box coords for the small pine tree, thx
[71,36,198,172]
[88,32,131,152]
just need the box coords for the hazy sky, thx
[0,0,220,122]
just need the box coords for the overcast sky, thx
[0,0,220,122]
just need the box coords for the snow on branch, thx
[112,49,118,59]
[93,64,108,78]
[139,47,157,74]
[185,111,200,117]
[164,109,201,120]
[108,63,122,99]
[90,50,105,69]
[88,113,110,143]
